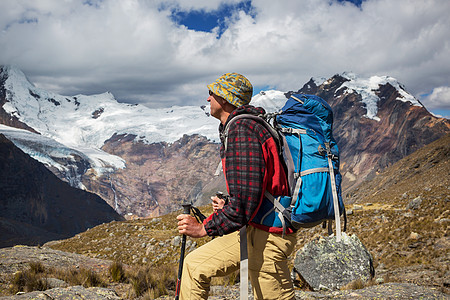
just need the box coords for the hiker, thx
[177,73,297,299]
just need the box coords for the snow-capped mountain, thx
[1,65,448,218]
[293,73,449,193]
[337,72,422,121]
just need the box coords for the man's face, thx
[207,90,224,120]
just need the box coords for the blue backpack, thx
[223,94,345,239]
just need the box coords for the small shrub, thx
[10,269,49,294]
[28,261,45,274]
[80,268,105,288]
[109,261,126,283]
[127,264,174,298]
[341,278,364,290]
[52,266,105,288]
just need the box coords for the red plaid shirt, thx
[204,105,291,236]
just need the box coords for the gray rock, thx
[173,236,182,247]
[406,196,422,210]
[45,277,68,288]
[294,232,374,291]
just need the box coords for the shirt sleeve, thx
[204,119,266,236]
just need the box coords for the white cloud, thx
[0,0,449,113]
[421,86,450,110]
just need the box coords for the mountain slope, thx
[0,134,124,247]
[347,132,450,205]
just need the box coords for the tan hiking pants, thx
[179,226,297,300]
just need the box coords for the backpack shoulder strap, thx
[222,113,282,152]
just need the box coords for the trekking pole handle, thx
[175,203,191,300]
[216,191,229,205]
[182,203,192,214]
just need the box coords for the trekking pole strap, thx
[190,206,207,223]
[240,226,249,300]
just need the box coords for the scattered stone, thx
[406,196,422,210]
[151,218,162,223]
[45,277,68,288]
[437,218,450,223]
[403,212,414,218]
[294,232,374,291]
[353,205,363,210]
[401,192,408,199]
[145,245,154,256]
[409,232,420,240]
[173,236,181,247]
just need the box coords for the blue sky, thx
[170,0,364,35]
[0,0,449,118]
[170,1,256,36]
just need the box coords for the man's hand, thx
[211,196,226,212]
[177,214,207,238]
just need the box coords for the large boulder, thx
[294,232,374,290]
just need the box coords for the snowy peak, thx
[335,72,422,121]
[0,65,36,89]
[293,72,423,122]
[0,65,220,149]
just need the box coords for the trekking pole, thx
[175,203,192,300]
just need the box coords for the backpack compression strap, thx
[325,142,342,242]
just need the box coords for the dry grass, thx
[109,261,126,283]
[5,260,178,299]
[9,261,106,294]
[126,264,175,299]
[10,262,50,294]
